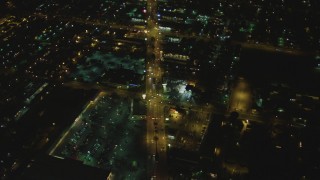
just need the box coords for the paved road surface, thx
[145,0,168,179]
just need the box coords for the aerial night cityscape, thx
[0,0,320,179]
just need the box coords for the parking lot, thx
[164,106,211,151]
[50,92,146,179]
[71,51,145,84]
